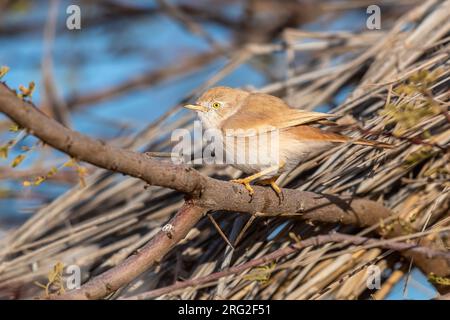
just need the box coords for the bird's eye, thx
[212,102,221,109]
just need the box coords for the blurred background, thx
[0,0,441,299]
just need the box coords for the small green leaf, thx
[0,145,8,159]
[47,166,58,177]
[18,81,35,98]
[9,124,21,132]
[0,66,9,79]
[34,176,46,186]
[11,154,26,168]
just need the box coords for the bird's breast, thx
[221,131,333,175]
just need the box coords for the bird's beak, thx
[183,104,208,113]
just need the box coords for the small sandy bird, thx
[184,86,392,196]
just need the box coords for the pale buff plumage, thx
[184,86,392,195]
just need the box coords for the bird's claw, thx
[257,178,283,201]
[270,181,284,202]
[230,178,255,195]
[269,181,282,196]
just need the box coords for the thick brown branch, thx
[53,201,208,300]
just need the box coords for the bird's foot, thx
[230,178,255,195]
[257,177,283,200]
[230,163,285,197]
[269,181,282,196]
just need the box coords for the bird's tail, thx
[320,131,394,149]
[289,126,394,149]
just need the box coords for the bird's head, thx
[183,86,250,129]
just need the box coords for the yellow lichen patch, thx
[394,68,444,96]
[22,180,31,187]
[34,176,46,186]
[379,216,416,236]
[408,68,444,91]
[22,171,54,187]
[18,81,35,99]
[76,165,88,187]
[0,66,9,79]
[47,166,58,177]
[0,139,16,159]
[63,158,88,187]
[243,262,276,285]
[35,261,66,297]
[380,101,441,135]
[11,154,26,168]
[0,145,8,159]
[9,124,21,132]
[402,146,437,168]
[380,68,444,135]
[428,273,450,286]
[22,157,88,188]
[63,158,76,167]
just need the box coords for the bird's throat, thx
[198,111,224,130]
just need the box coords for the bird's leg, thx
[231,163,284,195]
[257,176,282,197]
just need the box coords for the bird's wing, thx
[221,93,335,136]
[285,125,393,148]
